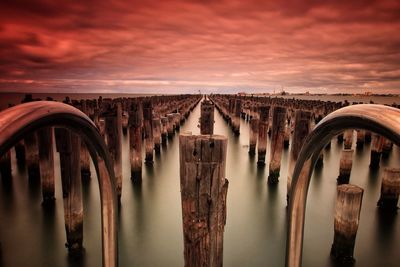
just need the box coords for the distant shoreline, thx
[0,92,398,109]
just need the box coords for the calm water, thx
[0,97,399,266]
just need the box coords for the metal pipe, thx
[286,104,400,267]
[0,101,118,267]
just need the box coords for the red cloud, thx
[0,0,399,93]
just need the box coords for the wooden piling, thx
[104,103,123,199]
[370,134,385,169]
[356,130,365,149]
[38,127,55,203]
[364,131,372,143]
[316,152,324,168]
[200,100,215,135]
[0,151,12,179]
[343,130,353,150]
[287,110,311,200]
[128,100,143,183]
[143,99,154,164]
[232,98,241,135]
[283,122,290,149]
[153,117,161,153]
[55,129,83,252]
[377,168,400,211]
[167,114,175,137]
[174,113,182,131]
[25,132,40,179]
[161,116,168,143]
[80,142,91,181]
[257,106,270,166]
[382,138,393,158]
[179,132,228,267]
[249,115,259,155]
[268,106,287,184]
[338,149,354,184]
[15,140,26,165]
[331,184,363,264]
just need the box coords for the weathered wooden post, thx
[331,184,363,264]
[356,130,365,149]
[25,132,40,179]
[200,100,214,135]
[377,168,400,211]
[343,130,353,149]
[80,142,91,181]
[257,106,270,166]
[15,140,26,165]
[0,151,12,179]
[338,149,354,184]
[232,98,241,135]
[152,117,161,153]
[160,117,168,143]
[268,106,287,184]
[174,113,182,131]
[287,110,311,201]
[104,103,123,199]
[179,132,228,267]
[38,127,55,203]
[382,138,393,158]
[167,113,175,137]
[283,122,290,149]
[129,99,143,183]
[370,134,385,169]
[143,99,154,164]
[55,129,83,252]
[249,115,259,155]
[365,131,372,143]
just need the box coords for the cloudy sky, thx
[1,0,399,94]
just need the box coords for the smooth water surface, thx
[0,98,399,267]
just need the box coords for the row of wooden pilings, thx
[0,93,202,254]
[199,94,400,265]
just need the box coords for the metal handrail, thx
[286,104,400,267]
[0,101,118,267]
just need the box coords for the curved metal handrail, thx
[286,104,400,267]
[0,101,118,267]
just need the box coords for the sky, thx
[0,0,399,94]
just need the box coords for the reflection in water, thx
[0,101,399,267]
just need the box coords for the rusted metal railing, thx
[0,101,118,267]
[286,104,400,267]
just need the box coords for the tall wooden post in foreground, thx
[268,106,287,184]
[179,132,228,267]
[129,100,143,183]
[200,100,214,135]
[38,127,55,203]
[55,129,83,252]
[257,106,270,166]
[331,184,363,264]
